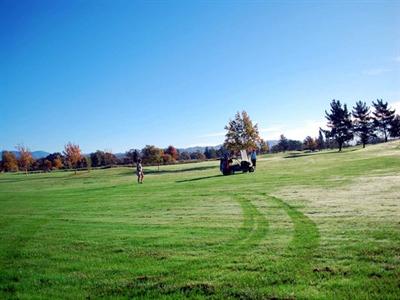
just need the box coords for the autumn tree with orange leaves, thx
[63,142,82,174]
[16,144,34,175]
[1,151,18,172]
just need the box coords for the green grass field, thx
[1,142,399,299]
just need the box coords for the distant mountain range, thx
[2,141,279,159]
[1,150,51,159]
[178,141,278,153]
[177,145,222,154]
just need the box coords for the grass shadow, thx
[284,148,360,159]
[176,171,249,183]
[81,165,219,178]
[144,165,218,175]
[176,174,223,183]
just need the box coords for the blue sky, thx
[1,0,399,153]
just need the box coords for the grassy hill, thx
[0,141,399,299]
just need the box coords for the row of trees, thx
[1,143,83,174]
[268,100,399,153]
[1,140,271,173]
[324,99,399,151]
[2,100,397,173]
[221,100,399,155]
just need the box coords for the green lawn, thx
[1,142,399,299]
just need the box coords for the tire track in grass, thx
[95,194,271,298]
[96,192,319,299]
[263,193,320,288]
[226,192,319,263]
[226,193,270,252]
[170,193,270,268]
[268,195,319,260]
[219,193,320,299]
[163,193,318,298]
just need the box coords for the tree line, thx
[269,99,399,153]
[0,142,270,174]
[225,100,399,154]
[1,99,398,173]
[322,99,399,151]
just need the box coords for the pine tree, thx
[126,149,140,164]
[352,101,374,148]
[204,147,211,159]
[325,100,353,152]
[277,134,289,152]
[372,99,395,142]
[316,129,325,150]
[389,115,400,138]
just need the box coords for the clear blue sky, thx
[1,0,399,153]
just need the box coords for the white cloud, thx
[198,131,226,138]
[182,143,220,148]
[390,101,400,113]
[363,68,390,76]
[259,120,326,141]
[259,125,285,133]
[191,119,327,148]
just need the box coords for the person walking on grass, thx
[250,149,257,169]
[136,158,144,184]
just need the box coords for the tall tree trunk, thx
[363,143,366,148]
[384,131,388,142]
[338,142,342,152]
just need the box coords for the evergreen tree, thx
[190,151,206,160]
[277,134,289,152]
[179,151,191,161]
[126,149,140,164]
[216,146,228,157]
[352,101,374,148]
[389,115,400,138]
[325,100,353,152]
[316,129,325,150]
[224,111,260,152]
[372,99,395,142]
[90,150,104,167]
[204,147,217,159]
[287,139,303,151]
[204,147,211,159]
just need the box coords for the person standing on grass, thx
[136,159,144,184]
[250,149,257,169]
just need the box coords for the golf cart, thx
[220,150,255,175]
